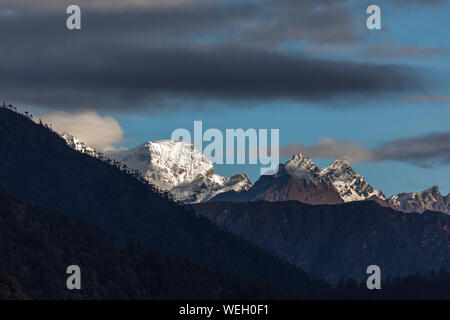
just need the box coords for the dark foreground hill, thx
[195,200,450,283]
[0,270,27,300]
[0,107,329,298]
[0,189,292,299]
[1,187,449,300]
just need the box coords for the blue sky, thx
[3,0,449,196]
[101,1,450,196]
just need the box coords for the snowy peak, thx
[281,154,446,213]
[59,134,252,204]
[112,140,252,203]
[146,140,215,190]
[388,186,449,214]
[320,159,386,202]
[284,153,320,179]
[282,153,385,203]
[320,159,355,181]
[61,132,98,158]
[326,159,352,170]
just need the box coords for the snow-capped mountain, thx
[284,153,321,180]
[319,159,386,202]
[110,140,252,203]
[211,153,385,204]
[388,186,449,214]
[58,133,251,203]
[282,154,386,202]
[58,133,448,214]
[61,132,98,158]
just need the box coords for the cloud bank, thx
[41,111,124,152]
[0,0,430,112]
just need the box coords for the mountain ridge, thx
[54,117,448,214]
[211,153,387,206]
[211,154,449,215]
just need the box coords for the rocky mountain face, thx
[319,159,385,202]
[211,153,386,205]
[110,140,252,203]
[388,186,449,214]
[210,162,344,205]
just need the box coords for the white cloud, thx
[41,110,124,152]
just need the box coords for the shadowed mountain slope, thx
[195,200,450,283]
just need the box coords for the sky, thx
[1,0,449,196]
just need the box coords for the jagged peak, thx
[395,185,442,198]
[328,158,352,169]
[320,159,355,176]
[290,152,314,163]
[285,153,320,177]
[388,185,448,214]
[60,132,97,157]
[282,155,385,202]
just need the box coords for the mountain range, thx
[211,153,450,215]
[211,154,385,204]
[0,105,449,299]
[60,133,449,215]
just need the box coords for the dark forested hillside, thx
[0,107,329,298]
[1,188,448,300]
[0,188,294,299]
[0,270,27,300]
[195,201,450,283]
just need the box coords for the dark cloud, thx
[1,0,359,45]
[280,132,450,167]
[376,131,450,167]
[0,43,422,111]
[0,1,436,111]
[0,11,422,111]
